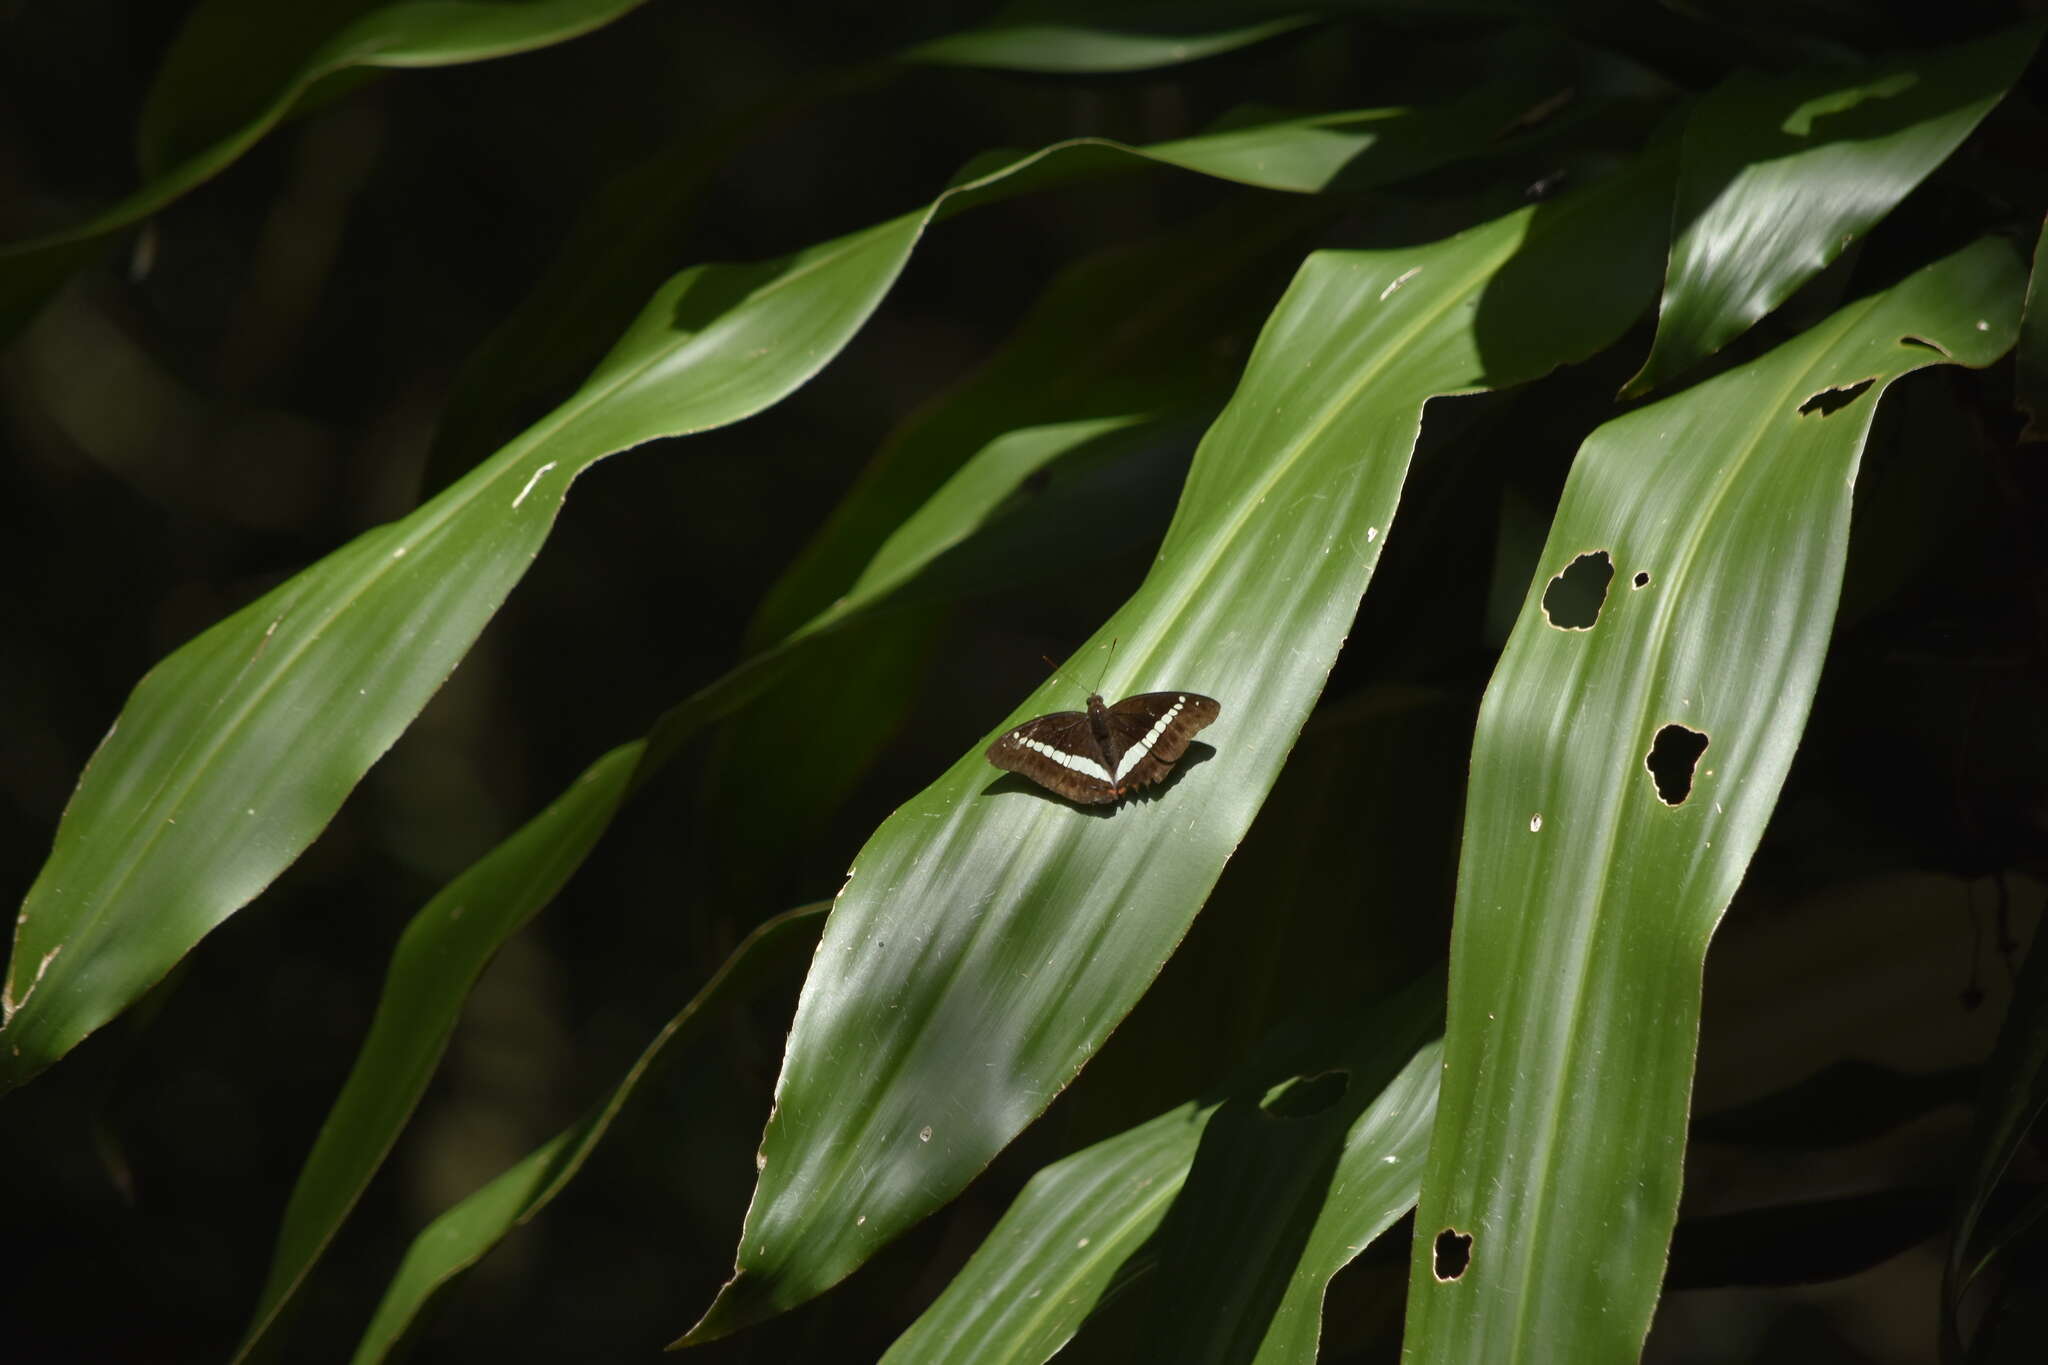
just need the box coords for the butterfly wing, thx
[1103,692,1222,794]
[986,711,1118,804]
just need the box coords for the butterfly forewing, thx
[986,710,1119,804]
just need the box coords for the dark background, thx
[2,3,2043,1361]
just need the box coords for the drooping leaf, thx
[343,904,826,1365]
[0,0,655,339]
[1621,25,2040,397]
[1404,237,2024,1364]
[0,113,1512,1092]
[681,155,1675,1345]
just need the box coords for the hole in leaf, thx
[1798,378,1873,417]
[1899,335,1948,355]
[1434,1227,1474,1281]
[1632,571,1651,589]
[1541,550,1614,630]
[1262,1068,1349,1119]
[1646,724,1711,806]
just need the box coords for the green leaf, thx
[2019,215,2048,441]
[229,741,640,1361]
[1945,926,2048,1360]
[0,0,654,339]
[1404,237,2025,1363]
[1145,1003,1442,1364]
[0,117,1477,1093]
[234,120,1463,1355]
[680,156,1675,1345]
[421,57,896,487]
[903,1,1318,73]
[750,194,1317,645]
[0,210,915,1090]
[1621,24,2041,397]
[884,977,1443,1365]
[344,903,826,1365]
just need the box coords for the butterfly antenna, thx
[1093,638,1117,695]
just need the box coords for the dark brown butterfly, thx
[986,691,1221,804]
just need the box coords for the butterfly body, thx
[987,690,1221,804]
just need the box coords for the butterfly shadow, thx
[980,743,1217,817]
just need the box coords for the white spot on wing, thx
[1114,698,1185,782]
[1021,737,1110,782]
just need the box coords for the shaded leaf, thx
[344,904,826,1365]
[1404,238,2025,1363]
[885,977,1444,1364]
[2019,215,2047,441]
[904,1,1319,74]
[1145,993,1443,1365]
[0,0,654,339]
[1945,924,2048,1360]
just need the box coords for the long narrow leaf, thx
[904,2,1319,73]
[232,116,1463,1355]
[0,116,1494,1092]
[1622,25,2038,396]
[885,978,1444,1364]
[1404,237,2024,1364]
[0,0,652,338]
[345,904,827,1365]
[1145,1000,1444,1364]
[681,156,1675,1344]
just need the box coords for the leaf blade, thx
[1622,25,2040,396]
[682,159,1674,1344]
[1404,238,2025,1363]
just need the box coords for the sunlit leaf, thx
[681,156,1675,1344]
[229,114,1491,1354]
[0,113,1502,1093]
[1405,237,2025,1363]
[1621,25,2039,396]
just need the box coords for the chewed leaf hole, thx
[1433,1227,1474,1281]
[1541,550,1614,630]
[1632,571,1651,589]
[1899,334,1949,356]
[1798,378,1873,417]
[1262,1068,1349,1119]
[1646,723,1711,805]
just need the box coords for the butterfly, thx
[987,690,1221,804]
